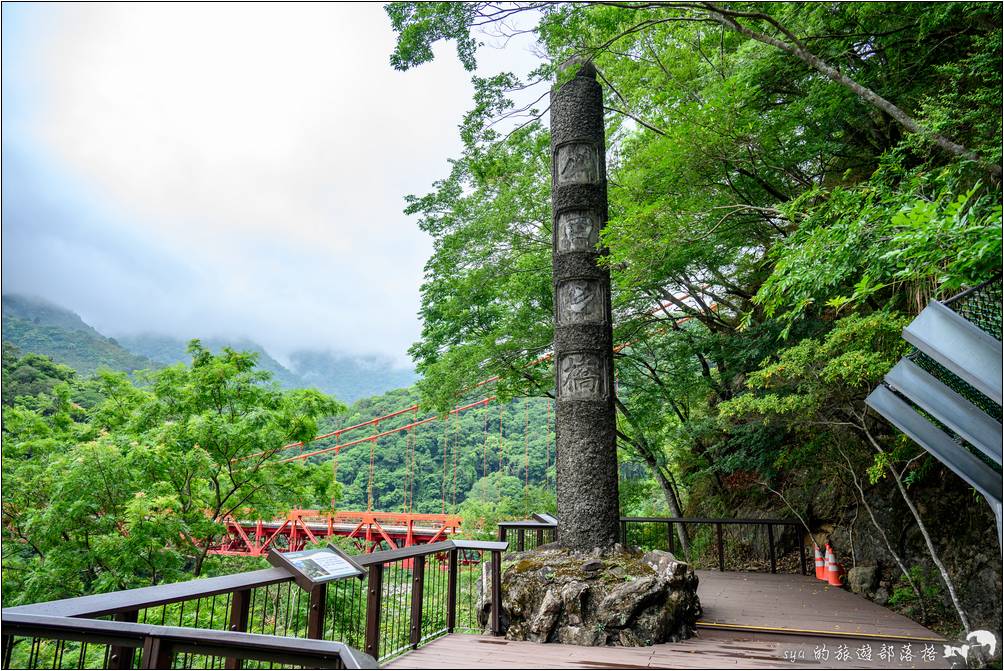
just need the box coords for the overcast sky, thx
[1,3,543,366]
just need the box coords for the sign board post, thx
[267,545,365,639]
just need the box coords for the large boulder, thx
[489,545,701,646]
[847,564,880,595]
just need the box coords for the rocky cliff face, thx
[493,545,701,647]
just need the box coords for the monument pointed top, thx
[558,57,597,80]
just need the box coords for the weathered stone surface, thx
[847,565,880,595]
[596,576,661,627]
[551,60,620,552]
[493,546,700,647]
[529,588,563,642]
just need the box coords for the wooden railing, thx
[498,515,807,575]
[1,539,507,668]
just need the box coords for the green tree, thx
[2,341,344,604]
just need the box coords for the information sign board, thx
[267,544,365,591]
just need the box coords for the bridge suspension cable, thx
[524,398,530,514]
[482,404,489,480]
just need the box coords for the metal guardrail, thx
[1,613,376,669]
[498,516,807,575]
[1,539,508,668]
[497,520,558,552]
[619,517,808,575]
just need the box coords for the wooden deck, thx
[386,571,949,669]
[694,570,942,641]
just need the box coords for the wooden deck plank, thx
[693,571,942,640]
[384,633,951,669]
[386,571,948,668]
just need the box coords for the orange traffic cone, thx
[826,546,843,587]
[814,545,826,580]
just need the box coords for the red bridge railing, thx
[209,510,462,557]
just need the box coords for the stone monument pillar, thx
[551,60,620,551]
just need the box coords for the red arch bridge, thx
[207,509,462,556]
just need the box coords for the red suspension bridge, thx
[208,510,462,556]
[211,389,554,557]
[213,292,704,557]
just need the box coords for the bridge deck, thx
[385,571,948,669]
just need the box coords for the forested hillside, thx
[0,343,551,605]
[2,294,154,375]
[2,294,419,401]
[295,388,554,523]
[387,1,1003,636]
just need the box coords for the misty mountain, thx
[117,334,307,390]
[1,294,155,375]
[2,294,419,402]
[288,350,417,403]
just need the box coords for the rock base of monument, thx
[490,544,701,647]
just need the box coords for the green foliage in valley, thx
[1,343,343,604]
[1,344,555,605]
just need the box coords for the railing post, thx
[229,589,251,632]
[490,550,502,636]
[517,528,525,552]
[716,523,725,571]
[447,548,459,632]
[225,588,252,670]
[307,584,327,639]
[409,555,426,649]
[140,635,173,670]
[364,563,384,660]
[498,526,507,543]
[798,535,808,576]
[536,528,544,546]
[666,522,675,555]
[620,520,628,547]
[108,610,138,669]
[2,634,12,669]
[767,524,777,574]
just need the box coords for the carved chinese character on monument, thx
[556,143,599,185]
[557,280,605,325]
[557,211,599,253]
[558,352,608,400]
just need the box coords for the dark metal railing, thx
[619,517,808,575]
[1,612,374,669]
[943,273,1002,340]
[497,521,558,552]
[497,515,807,575]
[1,539,507,669]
